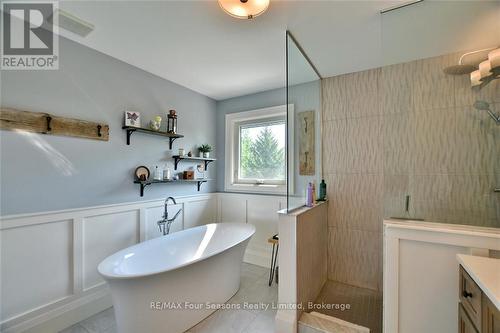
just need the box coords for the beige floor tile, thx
[189,309,256,333]
[79,307,115,333]
[243,311,276,333]
[59,324,91,333]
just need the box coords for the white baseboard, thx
[4,290,112,333]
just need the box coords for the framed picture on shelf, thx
[125,111,141,127]
[196,164,206,179]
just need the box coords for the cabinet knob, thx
[462,290,473,298]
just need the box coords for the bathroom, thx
[0,1,499,333]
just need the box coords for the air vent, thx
[50,9,94,37]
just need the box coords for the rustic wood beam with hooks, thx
[0,107,109,141]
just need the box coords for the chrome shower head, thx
[443,64,477,75]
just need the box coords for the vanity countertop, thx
[457,254,500,311]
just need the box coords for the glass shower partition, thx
[380,1,500,227]
[286,31,322,212]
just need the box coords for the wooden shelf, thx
[172,155,216,170]
[122,126,183,149]
[134,179,213,196]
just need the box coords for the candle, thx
[488,48,500,69]
[470,70,482,87]
[479,60,492,78]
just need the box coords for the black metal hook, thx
[46,116,52,132]
[97,125,102,137]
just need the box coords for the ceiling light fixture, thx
[218,0,270,19]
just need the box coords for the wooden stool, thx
[268,234,279,286]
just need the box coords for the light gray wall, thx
[215,87,285,192]
[0,37,217,216]
[215,81,321,206]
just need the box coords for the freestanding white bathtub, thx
[98,223,255,333]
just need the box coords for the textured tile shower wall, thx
[322,53,499,291]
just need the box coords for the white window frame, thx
[225,105,294,195]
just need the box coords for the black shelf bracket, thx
[197,180,207,191]
[139,182,152,197]
[125,128,136,145]
[204,160,214,170]
[169,137,179,150]
[174,156,181,170]
[174,156,182,170]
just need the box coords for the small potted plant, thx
[198,144,213,158]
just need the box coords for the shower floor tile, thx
[60,263,276,333]
[311,280,382,333]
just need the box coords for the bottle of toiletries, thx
[306,182,314,207]
[154,166,162,180]
[312,182,317,202]
[319,179,326,201]
[163,166,171,180]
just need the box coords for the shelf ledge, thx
[123,126,184,149]
[172,155,216,170]
[134,179,213,196]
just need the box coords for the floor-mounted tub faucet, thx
[157,197,183,235]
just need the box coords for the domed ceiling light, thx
[218,0,270,19]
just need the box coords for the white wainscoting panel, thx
[219,194,247,223]
[0,194,217,333]
[247,196,282,258]
[398,239,467,333]
[82,211,140,291]
[384,220,500,333]
[0,192,281,333]
[184,197,217,230]
[1,220,73,322]
[217,193,285,267]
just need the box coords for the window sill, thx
[224,183,286,195]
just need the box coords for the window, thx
[225,105,293,194]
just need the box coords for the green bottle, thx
[319,179,326,201]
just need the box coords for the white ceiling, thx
[58,0,500,100]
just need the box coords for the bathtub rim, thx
[97,222,255,280]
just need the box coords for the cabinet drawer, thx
[460,265,482,331]
[460,303,479,333]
